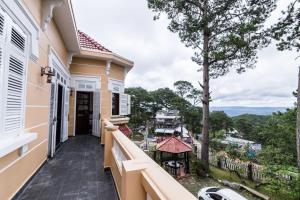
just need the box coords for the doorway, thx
[55,84,63,149]
[75,91,93,135]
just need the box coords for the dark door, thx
[75,91,93,135]
[55,84,63,149]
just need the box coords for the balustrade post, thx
[104,122,118,168]
[121,160,151,200]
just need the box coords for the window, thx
[109,79,131,116]
[112,93,120,115]
[0,8,27,137]
[208,193,223,200]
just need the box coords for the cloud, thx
[72,0,298,107]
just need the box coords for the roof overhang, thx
[52,0,80,54]
[76,49,134,71]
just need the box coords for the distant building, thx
[155,110,181,128]
[221,136,262,151]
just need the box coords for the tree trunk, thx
[296,66,300,171]
[180,113,183,137]
[201,32,210,170]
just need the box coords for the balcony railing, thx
[102,118,197,200]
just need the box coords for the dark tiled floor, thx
[15,135,119,200]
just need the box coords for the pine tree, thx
[271,0,300,171]
[147,0,277,169]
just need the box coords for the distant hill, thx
[211,106,288,117]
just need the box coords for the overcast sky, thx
[72,0,299,107]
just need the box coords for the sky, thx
[72,0,299,107]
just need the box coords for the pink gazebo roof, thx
[156,136,192,154]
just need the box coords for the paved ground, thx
[15,135,119,200]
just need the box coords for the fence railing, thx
[102,118,197,200]
[209,152,296,182]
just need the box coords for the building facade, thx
[0,1,132,199]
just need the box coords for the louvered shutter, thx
[119,94,129,116]
[92,90,100,137]
[127,95,131,115]
[3,21,27,134]
[0,9,7,132]
[0,8,7,43]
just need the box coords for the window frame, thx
[112,92,120,116]
[0,5,36,158]
[0,8,29,139]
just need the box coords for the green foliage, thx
[232,114,270,140]
[183,106,203,133]
[256,109,297,167]
[271,0,300,52]
[131,131,144,141]
[210,139,227,152]
[187,88,202,106]
[174,81,193,98]
[126,80,203,133]
[192,158,209,176]
[224,144,240,158]
[125,87,153,128]
[210,111,233,132]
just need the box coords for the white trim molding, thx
[48,46,70,83]
[106,60,112,75]
[0,132,37,158]
[67,51,74,65]
[41,0,65,32]
[0,0,40,61]
[71,75,101,91]
[108,79,124,94]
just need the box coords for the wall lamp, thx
[41,66,55,83]
[69,87,74,96]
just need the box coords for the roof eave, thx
[53,0,80,54]
[77,49,134,70]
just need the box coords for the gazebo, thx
[155,136,192,176]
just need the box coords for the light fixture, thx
[69,87,74,96]
[41,66,55,83]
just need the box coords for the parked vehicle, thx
[198,187,247,200]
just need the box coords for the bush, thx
[192,159,208,177]
[210,140,227,152]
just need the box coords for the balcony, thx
[14,135,118,200]
[15,119,196,200]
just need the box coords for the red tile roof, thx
[78,30,112,53]
[118,124,132,138]
[156,136,192,154]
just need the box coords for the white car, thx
[198,187,248,200]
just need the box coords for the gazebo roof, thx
[156,136,192,154]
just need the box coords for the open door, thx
[92,91,101,137]
[62,87,69,142]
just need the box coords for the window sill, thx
[0,132,37,158]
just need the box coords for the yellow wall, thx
[0,0,69,199]
[68,57,126,136]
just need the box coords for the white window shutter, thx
[0,9,7,134]
[127,95,131,115]
[3,21,27,134]
[62,88,69,142]
[119,94,129,116]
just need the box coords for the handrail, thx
[103,118,197,200]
